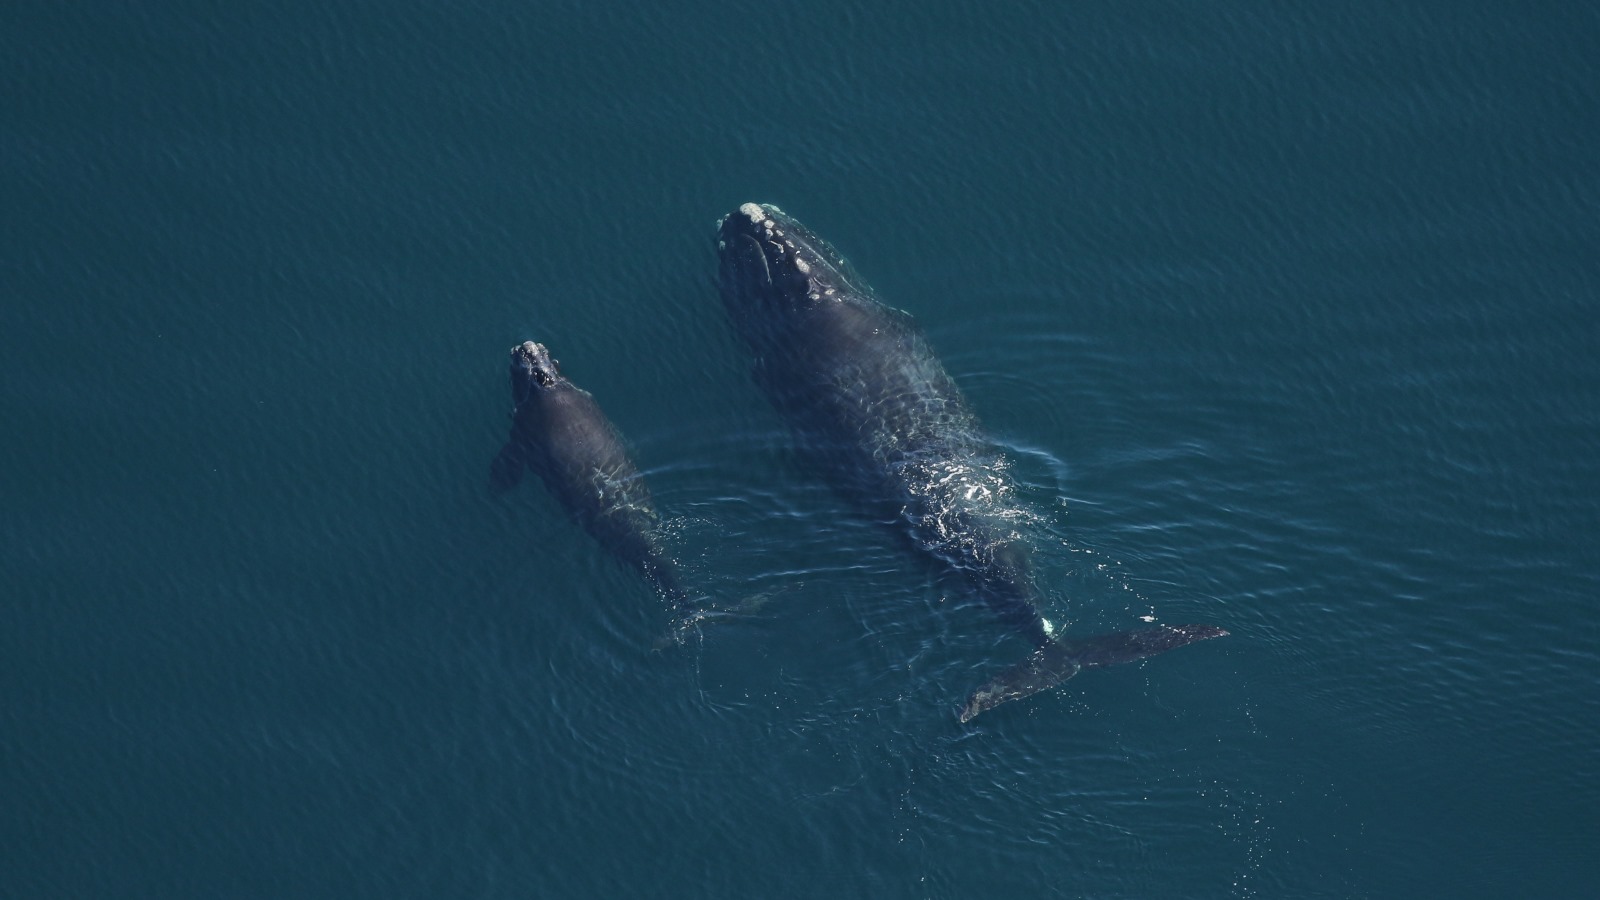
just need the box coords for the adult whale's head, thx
[508,340,563,408]
[716,203,871,343]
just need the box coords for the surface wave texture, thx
[4,1,1597,897]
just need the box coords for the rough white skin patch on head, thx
[739,202,766,223]
[795,258,810,274]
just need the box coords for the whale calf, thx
[715,203,1225,722]
[491,341,695,627]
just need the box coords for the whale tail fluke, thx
[958,624,1228,723]
[651,608,729,651]
[650,589,787,651]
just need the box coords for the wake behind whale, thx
[715,202,1226,722]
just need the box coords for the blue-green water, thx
[5,2,1598,897]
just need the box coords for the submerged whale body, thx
[491,341,694,624]
[715,203,1226,722]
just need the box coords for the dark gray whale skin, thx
[715,203,1225,722]
[491,341,691,616]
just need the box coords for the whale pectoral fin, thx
[489,439,527,494]
[958,624,1228,723]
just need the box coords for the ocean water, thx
[4,1,1598,897]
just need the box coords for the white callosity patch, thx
[733,203,852,304]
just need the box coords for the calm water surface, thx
[4,1,1597,897]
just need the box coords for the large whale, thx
[491,341,695,628]
[715,203,1226,722]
